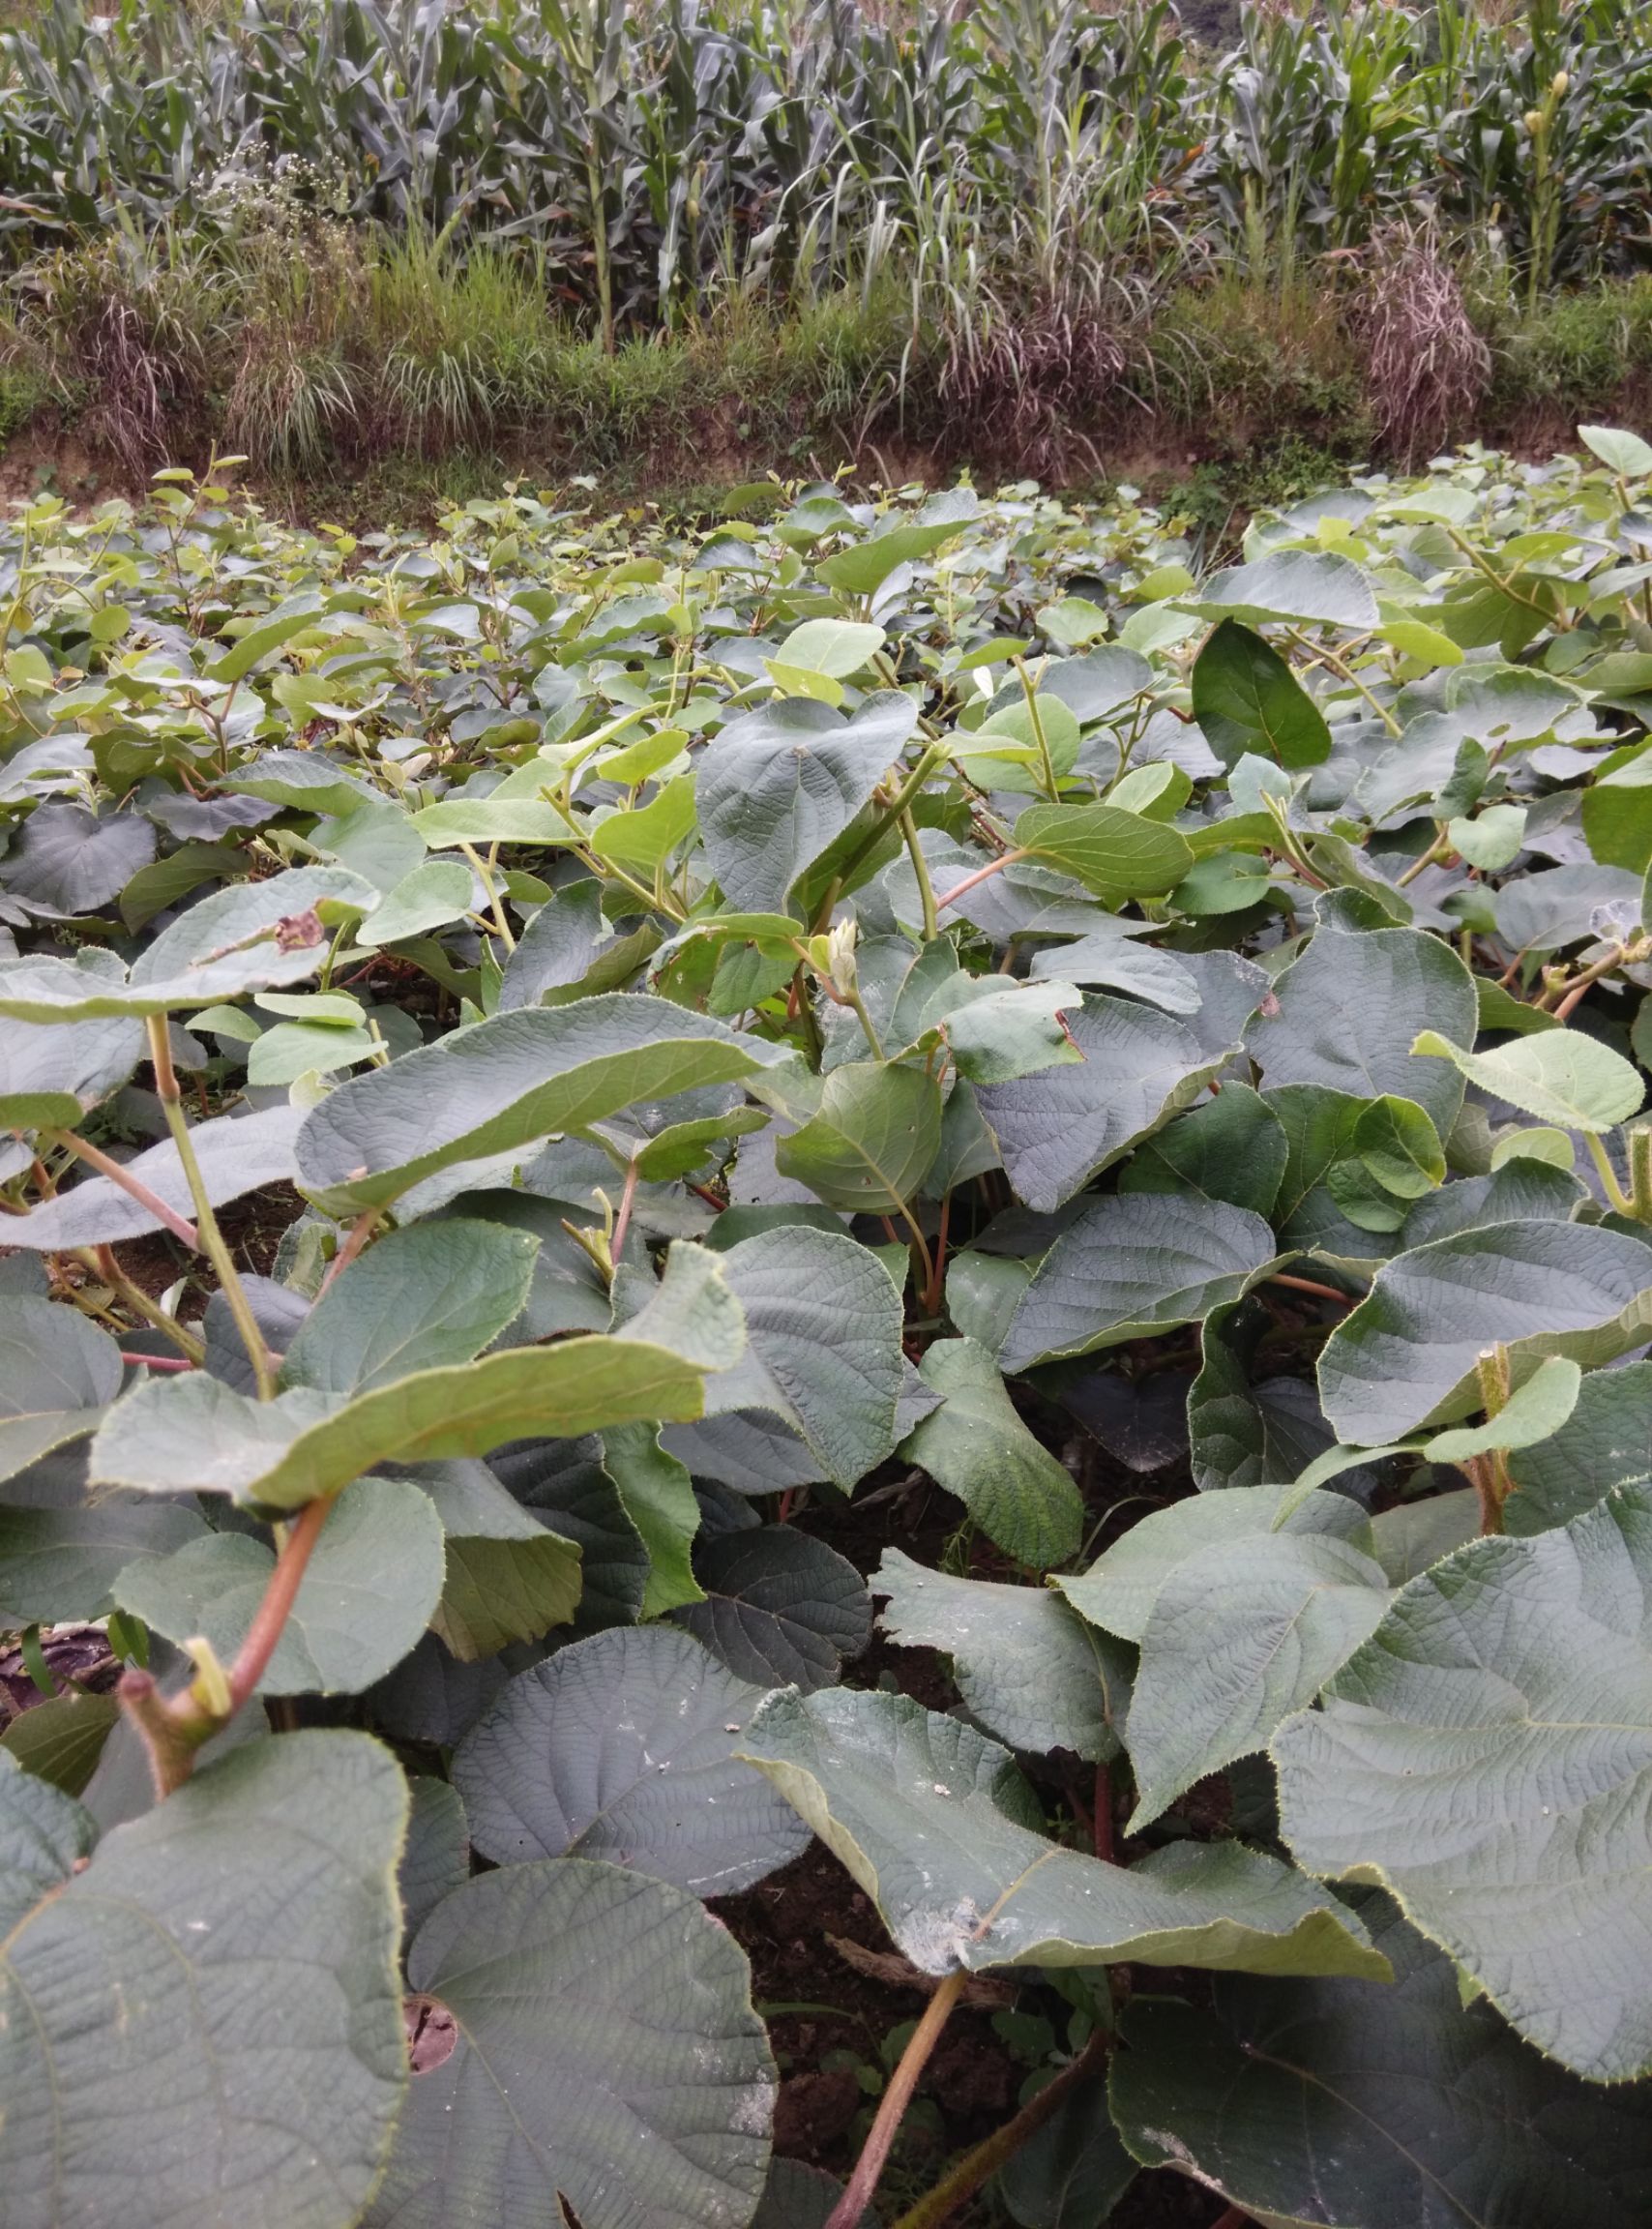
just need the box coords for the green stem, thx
[81,1245,205,1363]
[1585,1130,1635,1217]
[1283,629,1401,735]
[900,808,940,941]
[458,842,516,952]
[1396,828,1450,887]
[896,1197,935,1300]
[832,742,948,890]
[145,1018,276,1401]
[1631,1126,1652,1224]
[1013,655,1061,799]
[846,987,885,1060]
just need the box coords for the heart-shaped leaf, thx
[1124,1530,1393,1829]
[1506,1358,1652,1534]
[900,1336,1083,1568]
[674,1526,870,1690]
[773,1058,941,1213]
[695,694,916,915]
[296,993,791,1215]
[1248,926,1477,1140]
[1273,1482,1652,2080]
[0,868,378,1016]
[0,1730,406,2229]
[92,1244,745,1508]
[1001,1195,1277,1371]
[280,1219,539,1396]
[0,1298,124,1483]
[975,994,1224,1212]
[454,1623,807,1893]
[1011,802,1194,904]
[1193,618,1331,769]
[111,1475,447,1694]
[740,1686,1388,1978]
[368,1859,776,2229]
[1188,550,1379,630]
[1317,1220,1652,1444]
[703,1225,906,1490]
[1111,1898,1652,2229]
[875,1549,1125,1762]
[5,1104,304,1250]
[1412,1025,1645,1133]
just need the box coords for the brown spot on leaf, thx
[404,1994,459,2073]
[275,907,326,952]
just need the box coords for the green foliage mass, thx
[0,0,1648,486]
[1,429,1652,2224]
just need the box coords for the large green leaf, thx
[402,1459,584,1658]
[1055,1482,1373,1644]
[0,1730,407,2229]
[0,1296,123,1483]
[91,1244,745,1509]
[599,1418,702,1613]
[367,1859,775,2229]
[1412,1025,1645,1134]
[0,868,378,1017]
[0,1688,119,1797]
[739,1687,1387,1978]
[1001,1195,1277,1371]
[489,1436,649,1630]
[1011,802,1194,905]
[0,972,142,1127]
[5,1104,303,1250]
[1273,1483,1652,2081]
[1423,1351,1582,1462]
[295,993,790,1215]
[874,1548,1125,1763]
[1581,755,1652,873]
[280,1219,538,1396]
[675,1526,871,1691]
[900,1336,1083,1567]
[110,1475,446,1695]
[453,1625,807,1894]
[1247,925,1477,1140]
[1111,1899,1652,2229]
[999,2063,1136,2229]
[1506,1358,1652,1533]
[1192,618,1331,769]
[3,801,154,914]
[694,694,915,914]
[1316,1220,1652,1444]
[773,1058,941,1212]
[353,857,474,949]
[975,994,1224,1211]
[703,1225,906,1489]
[0,1456,208,1622]
[398,1776,469,1947]
[1188,550,1379,630]
[814,496,978,591]
[1124,1531,1393,1829]
[0,1749,96,1930]
[1119,1081,1288,1216]
[925,976,1083,1086]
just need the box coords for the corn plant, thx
[1,0,1648,340]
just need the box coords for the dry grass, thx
[936,291,1128,477]
[1359,221,1490,465]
